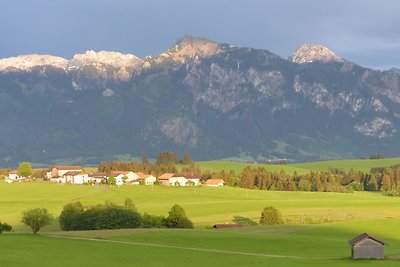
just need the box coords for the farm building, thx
[8,170,19,180]
[206,179,224,187]
[136,172,156,185]
[111,171,139,185]
[348,233,386,259]
[46,166,82,180]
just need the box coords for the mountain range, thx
[1,36,400,166]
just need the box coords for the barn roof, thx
[213,224,245,229]
[348,233,386,246]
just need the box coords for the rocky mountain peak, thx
[291,44,344,64]
[70,50,142,68]
[155,35,226,64]
[0,54,68,72]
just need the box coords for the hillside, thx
[1,36,400,165]
[197,157,400,174]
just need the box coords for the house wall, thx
[8,173,19,180]
[352,239,384,259]
[159,179,170,186]
[144,176,156,185]
[169,177,188,186]
[72,174,89,184]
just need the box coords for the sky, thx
[1,0,399,70]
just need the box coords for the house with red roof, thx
[136,172,156,185]
[205,179,224,187]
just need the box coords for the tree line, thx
[203,165,400,193]
[98,151,200,176]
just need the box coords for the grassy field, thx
[1,220,400,267]
[197,157,400,174]
[1,181,400,266]
[1,182,400,231]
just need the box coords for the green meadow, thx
[197,157,400,174]
[1,174,400,266]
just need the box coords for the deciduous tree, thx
[22,208,53,234]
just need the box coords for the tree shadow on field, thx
[232,216,258,225]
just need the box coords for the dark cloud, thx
[0,0,399,69]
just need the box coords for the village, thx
[6,165,225,187]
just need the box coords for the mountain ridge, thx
[0,36,399,166]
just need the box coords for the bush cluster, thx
[59,200,193,231]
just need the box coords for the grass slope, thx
[1,182,400,231]
[197,157,400,174]
[1,181,400,266]
[1,220,400,267]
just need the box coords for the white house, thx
[136,172,157,185]
[8,170,19,180]
[170,173,201,186]
[205,179,225,187]
[88,173,107,184]
[158,173,175,186]
[46,166,82,180]
[169,174,188,186]
[111,171,139,184]
[63,171,90,184]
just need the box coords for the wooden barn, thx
[348,233,386,259]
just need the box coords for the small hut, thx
[348,233,386,259]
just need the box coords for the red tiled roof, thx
[111,171,132,176]
[158,173,175,180]
[136,172,151,179]
[9,170,18,174]
[52,166,82,170]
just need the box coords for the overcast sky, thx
[1,0,399,70]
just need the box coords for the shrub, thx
[142,213,166,228]
[0,222,12,233]
[22,208,53,234]
[59,201,142,231]
[259,206,284,225]
[164,204,193,229]
[59,202,84,231]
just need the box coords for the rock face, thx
[291,44,344,63]
[0,54,68,72]
[0,36,400,165]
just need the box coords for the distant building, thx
[348,233,386,259]
[8,170,19,180]
[205,179,224,187]
[111,171,139,185]
[46,166,83,180]
[158,173,176,186]
[136,172,156,185]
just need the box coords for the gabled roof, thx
[173,173,201,179]
[9,170,18,174]
[348,233,386,246]
[136,172,153,179]
[52,166,82,170]
[63,171,87,176]
[158,173,175,180]
[111,171,133,176]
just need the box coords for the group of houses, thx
[6,166,225,187]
